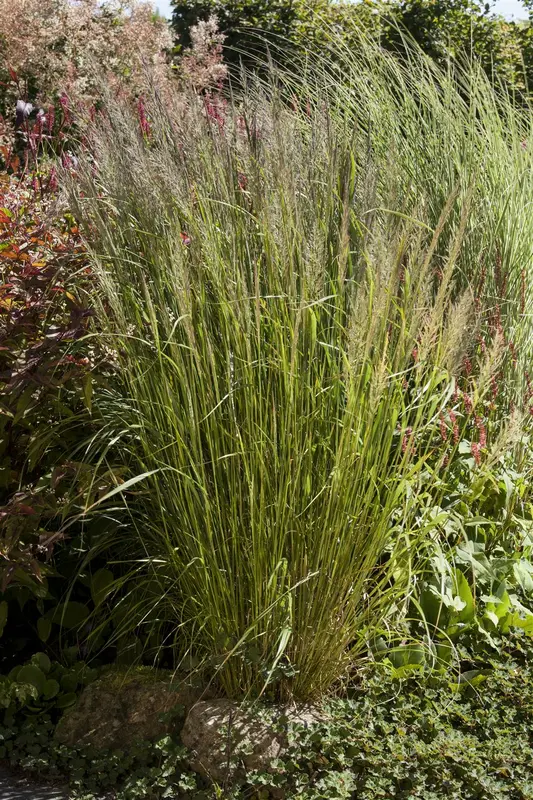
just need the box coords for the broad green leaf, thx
[419,586,447,627]
[515,612,533,634]
[90,568,114,607]
[513,560,533,595]
[42,679,60,700]
[48,601,89,629]
[435,642,453,666]
[456,669,489,686]
[453,569,475,623]
[32,652,51,674]
[484,610,499,628]
[17,665,46,694]
[37,617,52,642]
[60,674,79,693]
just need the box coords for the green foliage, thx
[0,655,97,723]
[64,29,533,701]
[0,718,200,799]
[0,171,93,594]
[250,640,533,799]
[171,0,329,59]
[410,445,533,651]
[171,0,530,94]
[382,0,528,91]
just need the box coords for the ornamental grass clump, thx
[69,36,533,700]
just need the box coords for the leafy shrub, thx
[172,0,333,61]
[0,172,92,586]
[0,653,97,723]
[171,0,530,94]
[0,0,173,111]
[0,132,112,670]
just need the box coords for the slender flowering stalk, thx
[474,264,485,312]
[475,415,487,448]
[47,167,58,192]
[402,427,414,454]
[46,105,55,134]
[59,93,71,125]
[137,96,151,138]
[452,383,460,404]
[495,249,502,293]
[490,304,503,337]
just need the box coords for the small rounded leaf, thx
[42,679,60,700]
[32,652,51,674]
[17,665,47,694]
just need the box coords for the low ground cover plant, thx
[2,637,533,798]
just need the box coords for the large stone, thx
[181,699,325,786]
[55,667,202,750]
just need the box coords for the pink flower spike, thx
[137,96,151,138]
[48,167,58,192]
[439,412,447,442]
[449,409,460,444]
[46,105,55,134]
